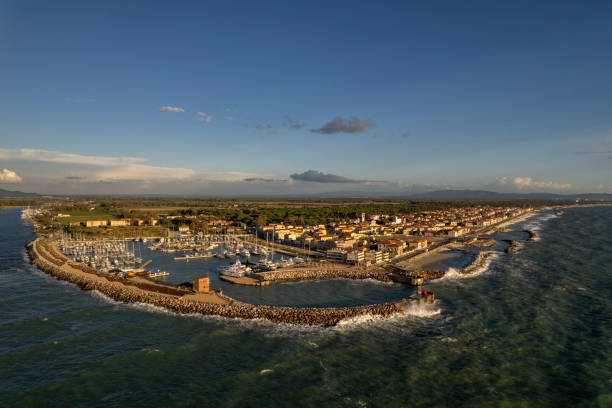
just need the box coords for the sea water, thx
[1,206,611,407]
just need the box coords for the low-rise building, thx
[365,250,384,264]
[409,238,428,249]
[86,220,107,227]
[346,250,365,265]
[193,276,210,292]
[326,249,347,263]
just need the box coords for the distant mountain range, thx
[310,189,612,200]
[0,188,41,198]
[405,189,612,200]
[1,187,611,201]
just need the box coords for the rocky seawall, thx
[257,266,391,283]
[503,239,519,254]
[407,269,446,279]
[26,238,412,326]
[526,230,538,242]
[461,251,496,275]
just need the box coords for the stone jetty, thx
[461,251,495,275]
[26,238,414,326]
[503,239,519,254]
[526,230,538,242]
[256,265,391,283]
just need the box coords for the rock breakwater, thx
[503,239,519,254]
[526,230,538,242]
[257,266,391,283]
[26,238,412,326]
[461,251,496,275]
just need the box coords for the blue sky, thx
[1,0,611,195]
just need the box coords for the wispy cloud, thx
[256,123,272,130]
[282,115,305,130]
[197,112,212,123]
[311,116,374,134]
[243,177,287,183]
[65,97,96,104]
[0,169,22,183]
[290,170,364,183]
[574,150,612,159]
[0,148,193,181]
[160,106,185,113]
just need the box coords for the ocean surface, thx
[1,206,611,407]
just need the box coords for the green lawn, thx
[55,209,119,225]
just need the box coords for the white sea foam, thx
[439,251,500,282]
[88,289,123,305]
[401,300,443,318]
[522,211,560,233]
[42,277,438,335]
[333,300,441,330]
[495,211,539,229]
[88,295,444,336]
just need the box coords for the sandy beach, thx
[396,251,458,271]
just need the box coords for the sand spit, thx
[27,238,413,326]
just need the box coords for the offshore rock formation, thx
[526,230,538,242]
[503,239,519,254]
[26,238,412,326]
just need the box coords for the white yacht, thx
[219,260,252,277]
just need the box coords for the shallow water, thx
[1,206,611,407]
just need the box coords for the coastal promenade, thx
[27,238,413,326]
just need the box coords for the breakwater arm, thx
[256,265,391,283]
[526,230,538,242]
[26,238,414,326]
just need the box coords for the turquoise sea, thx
[1,206,611,407]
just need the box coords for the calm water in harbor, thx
[1,206,611,407]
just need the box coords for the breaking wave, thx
[439,251,500,281]
[522,212,559,232]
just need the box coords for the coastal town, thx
[32,203,533,268]
[19,200,544,326]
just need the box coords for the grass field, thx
[55,209,119,225]
[65,225,168,239]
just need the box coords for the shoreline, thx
[26,238,418,326]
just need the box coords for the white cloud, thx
[495,176,571,191]
[0,148,143,166]
[0,148,193,181]
[511,177,571,190]
[0,168,22,183]
[197,112,212,123]
[160,106,184,112]
[0,148,289,187]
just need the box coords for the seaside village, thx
[258,206,530,266]
[50,205,531,269]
